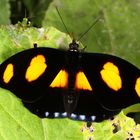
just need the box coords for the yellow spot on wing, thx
[25,55,47,82]
[75,71,92,91]
[135,77,140,97]
[50,70,68,88]
[3,63,14,83]
[100,62,122,91]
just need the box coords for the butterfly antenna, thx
[55,6,70,36]
[77,15,102,41]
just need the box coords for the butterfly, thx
[0,40,140,122]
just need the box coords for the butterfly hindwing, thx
[23,88,65,118]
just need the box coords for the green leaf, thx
[0,88,44,140]
[0,24,69,63]
[123,104,140,115]
[0,0,10,25]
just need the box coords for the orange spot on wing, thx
[100,62,122,91]
[3,63,14,83]
[50,70,68,88]
[25,55,47,82]
[75,71,92,91]
[135,77,140,97]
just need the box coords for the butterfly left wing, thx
[0,47,67,102]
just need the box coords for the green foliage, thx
[0,23,69,63]
[0,88,45,140]
[0,0,10,24]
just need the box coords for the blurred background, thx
[0,0,140,67]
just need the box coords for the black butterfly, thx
[0,40,140,122]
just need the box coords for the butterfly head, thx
[69,39,79,52]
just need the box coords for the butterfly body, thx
[0,41,140,122]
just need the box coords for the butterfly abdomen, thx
[63,51,81,116]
